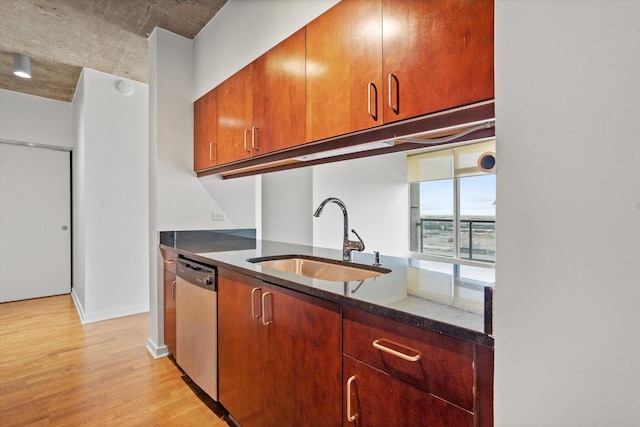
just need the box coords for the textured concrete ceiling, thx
[0,0,227,102]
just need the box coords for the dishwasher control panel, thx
[176,258,217,291]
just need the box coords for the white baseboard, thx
[70,288,86,321]
[71,288,149,324]
[146,338,170,359]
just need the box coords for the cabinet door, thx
[217,65,254,164]
[261,283,342,427]
[163,269,177,356]
[193,88,218,171]
[343,355,474,427]
[306,0,383,142]
[382,0,494,122]
[253,28,306,153]
[218,273,263,427]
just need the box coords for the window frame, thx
[407,139,495,270]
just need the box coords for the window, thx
[408,140,496,265]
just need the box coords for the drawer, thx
[343,355,473,427]
[160,249,177,274]
[343,306,475,411]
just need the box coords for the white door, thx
[0,143,71,302]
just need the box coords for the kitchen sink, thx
[248,255,391,282]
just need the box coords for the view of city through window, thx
[411,174,496,263]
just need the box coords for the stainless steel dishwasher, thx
[176,258,218,401]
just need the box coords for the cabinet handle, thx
[163,259,176,264]
[251,287,262,319]
[261,292,272,326]
[171,280,176,301]
[372,339,421,362]
[243,129,251,153]
[388,72,399,114]
[346,375,358,422]
[251,126,258,151]
[367,82,378,121]
[209,141,216,162]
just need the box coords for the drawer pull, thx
[261,292,273,326]
[372,339,421,362]
[346,375,358,422]
[251,287,262,319]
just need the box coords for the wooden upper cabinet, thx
[214,30,306,166]
[305,0,383,143]
[193,88,217,171]
[217,64,254,165]
[253,28,306,153]
[382,0,494,122]
[194,0,495,173]
[305,0,494,141]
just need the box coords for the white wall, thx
[261,168,313,245]
[0,88,72,148]
[312,153,408,256]
[150,28,245,232]
[147,27,260,356]
[193,0,340,99]
[72,75,86,308]
[72,68,150,323]
[494,1,640,425]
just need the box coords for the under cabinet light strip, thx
[394,120,495,145]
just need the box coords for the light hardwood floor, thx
[0,295,229,426]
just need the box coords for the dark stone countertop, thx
[159,229,494,347]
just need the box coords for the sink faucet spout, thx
[313,197,365,262]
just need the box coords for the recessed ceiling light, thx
[13,53,31,79]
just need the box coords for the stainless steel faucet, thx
[313,197,365,262]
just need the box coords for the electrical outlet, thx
[212,211,226,221]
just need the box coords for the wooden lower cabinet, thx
[216,269,493,427]
[343,355,473,427]
[161,250,177,356]
[343,306,493,426]
[217,269,342,427]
